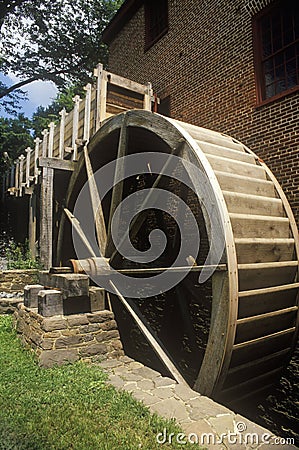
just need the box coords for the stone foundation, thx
[14,303,124,367]
[0,269,38,292]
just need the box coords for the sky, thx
[0,72,58,119]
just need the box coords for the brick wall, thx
[106,0,299,225]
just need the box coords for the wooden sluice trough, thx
[3,67,299,402]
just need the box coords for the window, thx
[253,0,299,104]
[144,0,168,50]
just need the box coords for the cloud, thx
[8,72,58,108]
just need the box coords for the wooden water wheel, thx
[56,110,299,402]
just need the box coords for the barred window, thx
[253,0,299,104]
[145,0,168,50]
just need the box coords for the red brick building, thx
[102,0,299,225]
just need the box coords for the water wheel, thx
[56,110,299,401]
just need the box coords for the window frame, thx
[253,1,299,106]
[144,0,168,51]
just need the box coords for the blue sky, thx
[0,72,58,119]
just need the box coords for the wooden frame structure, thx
[4,64,154,268]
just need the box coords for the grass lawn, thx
[0,315,198,450]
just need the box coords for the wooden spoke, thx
[64,208,97,258]
[110,139,187,263]
[106,116,128,257]
[83,145,107,256]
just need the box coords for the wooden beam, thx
[34,138,41,182]
[18,154,25,196]
[72,95,81,161]
[106,116,128,257]
[83,146,107,255]
[64,208,98,258]
[103,71,150,96]
[25,147,32,187]
[48,122,55,158]
[40,166,54,269]
[41,129,49,158]
[94,63,104,131]
[38,157,75,172]
[83,83,92,142]
[28,191,37,258]
[143,82,153,111]
[59,108,68,159]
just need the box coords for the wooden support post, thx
[58,108,67,159]
[72,95,81,161]
[143,82,153,111]
[15,160,19,192]
[25,147,32,187]
[28,191,37,259]
[41,129,49,158]
[9,165,15,188]
[40,166,54,269]
[18,154,25,196]
[83,83,92,142]
[94,63,103,131]
[34,138,41,183]
[94,63,107,131]
[48,122,55,158]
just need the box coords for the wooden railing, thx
[4,63,154,197]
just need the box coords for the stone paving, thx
[99,356,298,450]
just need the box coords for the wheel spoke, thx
[110,140,187,264]
[106,115,128,257]
[83,145,107,256]
[64,208,97,258]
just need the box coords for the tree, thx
[0,0,123,100]
[31,84,84,137]
[0,114,33,176]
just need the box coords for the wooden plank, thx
[41,129,48,157]
[72,95,81,161]
[38,157,75,172]
[206,154,267,179]
[223,191,284,216]
[143,82,152,110]
[235,238,295,264]
[103,71,150,95]
[34,138,41,182]
[238,261,298,291]
[99,78,107,125]
[83,83,92,142]
[14,160,19,190]
[230,213,290,238]
[18,154,25,196]
[197,141,255,163]
[59,109,68,159]
[215,170,275,197]
[28,192,37,258]
[109,280,186,385]
[83,146,107,256]
[25,147,31,187]
[40,167,54,269]
[239,281,299,298]
[95,63,104,131]
[48,122,55,157]
[106,116,128,257]
[64,208,97,258]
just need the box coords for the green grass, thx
[0,316,198,450]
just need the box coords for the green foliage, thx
[0,316,198,450]
[0,0,124,103]
[31,84,85,137]
[6,239,41,269]
[0,114,33,175]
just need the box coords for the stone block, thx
[66,314,89,327]
[38,290,63,317]
[55,335,84,349]
[42,316,67,331]
[24,284,44,308]
[89,287,105,312]
[79,342,107,357]
[38,273,89,299]
[38,349,79,368]
[87,310,114,323]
